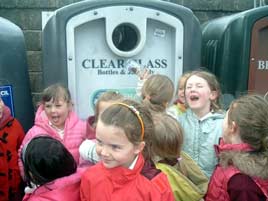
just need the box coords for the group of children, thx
[1,69,268,201]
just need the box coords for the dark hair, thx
[99,99,154,160]
[41,83,71,104]
[23,136,77,186]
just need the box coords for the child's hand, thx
[138,68,150,80]
[126,59,151,80]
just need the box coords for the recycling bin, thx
[43,0,201,118]
[0,17,34,132]
[202,6,268,100]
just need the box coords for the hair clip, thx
[177,157,182,162]
[114,103,145,141]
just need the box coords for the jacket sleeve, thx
[18,128,37,180]
[79,139,99,163]
[14,119,25,150]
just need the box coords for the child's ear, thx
[210,90,218,100]
[134,141,145,154]
[230,121,238,134]
[68,101,74,109]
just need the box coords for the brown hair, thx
[176,72,191,96]
[152,113,183,160]
[141,74,174,113]
[228,94,268,152]
[186,70,222,112]
[41,83,71,104]
[99,99,154,160]
[94,91,123,124]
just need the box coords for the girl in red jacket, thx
[0,96,25,201]
[22,135,85,201]
[80,99,175,201]
[205,94,268,201]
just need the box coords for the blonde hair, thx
[186,70,222,112]
[176,72,191,95]
[141,74,174,112]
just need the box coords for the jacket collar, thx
[101,154,144,187]
[214,138,253,156]
[215,138,268,179]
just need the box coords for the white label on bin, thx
[154,28,166,38]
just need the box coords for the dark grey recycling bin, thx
[42,0,201,118]
[0,17,34,132]
[202,6,268,99]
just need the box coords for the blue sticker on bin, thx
[0,85,15,117]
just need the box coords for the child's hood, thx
[0,105,13,127]
[218,141,268,179]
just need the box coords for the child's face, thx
[95,120,144,169]
[0,98,4,119]
[185,75,217,116]
[44,98,71,129]
[177,77,187,103]
[222,110,231,143]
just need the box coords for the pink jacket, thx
[18,105,87,178]
[22,168,86,201]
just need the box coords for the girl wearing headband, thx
[80,99,174,201]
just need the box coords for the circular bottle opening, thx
[112,23,140,52]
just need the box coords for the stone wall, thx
[0,0,266,107]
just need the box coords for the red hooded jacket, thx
[0,106,25,201]
[205,139,268,201]
[80,154,175,201]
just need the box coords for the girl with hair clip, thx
[152,113,208,201]
[205,94,268,201]
[22,136,86,201]
[80,99,175,201]
[19,83,87,178]
[176,70,225,178]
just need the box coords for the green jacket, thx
[156,152,208,201]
